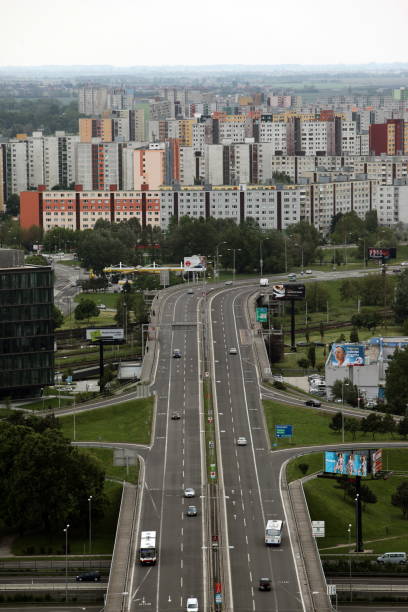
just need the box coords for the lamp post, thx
[341,379,350,443]
[294,242,304,274]
[64,523,70,601]
[348,523,352,579]
[215,241,227,281]
[259,237,272,278]
[227,248,241,283]
[88,496,93,554]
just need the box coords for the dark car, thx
[171,412,181,420]
[173,349,182,358]
[305,399,321,407]
[259,577,271,591]
[186,505,198,517]
[76,571,101,582]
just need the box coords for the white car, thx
[305,269,312,274]
[184,487,195,498]
[237,437,247,446]
[186,597,199,612]
[229,347,237,355]
[401,262,408,267]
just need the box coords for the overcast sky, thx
[2,0,407,67]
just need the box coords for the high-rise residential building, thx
[0,249,54,399]
[369,119,408,155]
[76,142,122,191]
[78,87,109,115]
[79,118,114,143]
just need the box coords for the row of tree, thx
[329,410,407,440]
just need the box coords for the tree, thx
[392,481,408,519]
[6,194,20,216]
[297,358,309,369]
[306,283,329,313]
[361,413,383,439]
[350,328,359,343]
[74,299,100,322]
[380,414,396,437]
[52,305,64,330]
[319,321,325,342]
[272,171,292,185]
[365,210,378,233]
[393,270,408,324]
[25,254,48,265]
[329,412,343,433]
[344,418,360,440]
[298,463,309,475]
[351,310,382,331]
[385,347,408,415]
[398,417,408,439]
[307,345,316,368]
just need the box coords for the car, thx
[273,374,284,383]
[237,436,247,446]
[186,597,199,612]
[305,269,312,274]
[173,349,182,358]
[186,505,198,517]
[184,487,195,498]
[259,577,271,591]
[224,280,233,285]
[171,412,181,420]
[377,552,407,565]
[76,571,101,582]
[97,304,107,310]
[187,289,194,295]
[74,265,80,270]
[401,262,408,267]
[229,347,237,355]
[393,268,401,274]
[305,399,321,407]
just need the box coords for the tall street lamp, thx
[64,523,70,601]
[259,238,272,278]
[295,242,304,274]
[88,495,93,554]
[341,379,350,443]
[348,523,352,579]
[227,248,241,283]
[215,241,227,281]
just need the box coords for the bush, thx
[297,358,310,369]
[273,380,286,390]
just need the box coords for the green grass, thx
[58,308,117,330]
[11,481,122,556]
[286,452,324,483]
[18,397,74,411]
[57,259,80,267]
[203,380,217,482]
[0,408,13,418]
[79,447,139,484]
[263,400,407,449]
[73,292,121,308]
[58,397,154,444]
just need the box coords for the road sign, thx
[215,593,222,604]
[256,307,268,322]
[327,584,336,596]
[312,521,325,537]
[275,424,293,438]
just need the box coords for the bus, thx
[265,520,283,546]
[139,531,157,565]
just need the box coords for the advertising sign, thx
[325,450,370,476]
[256,307,268,322]
[367,247,396,260]
[183,255,207,271]
[271,284,305,301]
[331,344,365,367]
[275,425,293,438]
[371,449,383,475]
[86,328,124,342]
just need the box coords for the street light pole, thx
[260,240,263,278]
[215,241,227,282]
[227,248,241,283]
[88,496,93,554]
[348,523,352,579]
[341,379,349,443]
[64,523,70,601]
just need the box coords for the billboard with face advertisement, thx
[331,344,365,367]
[367,247,396,260]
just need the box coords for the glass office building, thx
[0,262,54,398]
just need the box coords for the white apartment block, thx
[78,87,109,115]
[258,121,288,153]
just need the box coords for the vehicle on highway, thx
[186,505,198,517]
[74,266,80,270]
[377,552,407,565]
[237,436,247,446]
[186,597,199,611]
[225,280,233,285]
[259,278,269,286]
[265,519,283,545]
[401,262,408,267]
[184,487,195,498]
[229,347,237,355]
[305,269,312,274]
[187,288,194,294]
[393,268,401,274]
[171,412,181,420]
[139,531,157,565]
[259,577,271,591]
[173,349,182,358]
[288,273,297,281]
[305,399,321,407]
[76,571,101,582]
[273,374,284,383]
[97,304,107,310]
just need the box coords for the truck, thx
[259,278,269,287]
[265,519,283,545]
[139,531,157,565]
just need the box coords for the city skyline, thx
[1,0,407,67]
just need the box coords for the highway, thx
[128,288,206,611]
[209,286,304,611]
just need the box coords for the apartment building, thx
[78,87,109,115]
[369,119,408,155]
[76,142,122,191]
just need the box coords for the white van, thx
[377,552,406,565]
[260,278,269,287]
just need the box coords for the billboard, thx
[367,247,396,260]
[325,450,382,476]
[331,344,365,367]
[86,328,125,342]
[183,255,207,271]
[325,451,370,476]
[271,284,305,301]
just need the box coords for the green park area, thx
[58,397,154,444]
[275,401,408,555]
